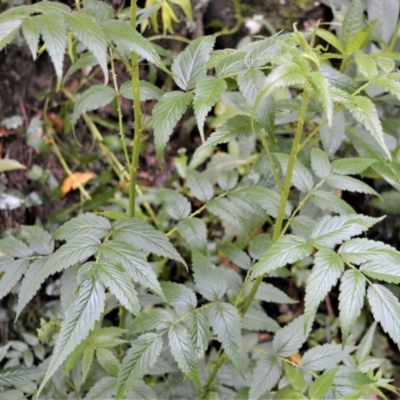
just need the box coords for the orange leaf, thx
[289,353,302,365]
[61,172,96,196]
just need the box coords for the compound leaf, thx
[249,355,282,399]
[302,344,351,371]
[273,316,308,357]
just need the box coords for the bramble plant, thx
[1,0,400,398]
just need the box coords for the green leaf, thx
[64,51,98,79]
[186,169,214,202]
[242,306,280,332]
[193,76,227,142]
[152,91,193,161]
[326,175,378,196]
[218,170,238,191]
[284,363,307,393]
[355,322,377,364]
[368,284,400,348]
[168,324,200,386]
[101,20,164,70]
[160,190,191,220]
[38,13,67,80]
[161,281,197,312]
[186,310,210,358]
[116,333,163,399]
[309,72,333,126]
[83,0,114,22]
[120,80,164,101]
[0,258,29,300]
[320,110,345,157]
[0,237,32,258]
[215,51,246,76]
[310,215,380,248]
[361,258,400,283]
[310,148,331,179]
[255,95,275,140]
[309,367,338,399]
[208,302,242,371]
[82,345,95,382]
[253,282,297,304]
[207,198,245,229]
[199,115,259,150]
[238,68,265,107]
[97,348,121,377]
[39,277,105,393]
[339,270,366,340]
[85,377,116,400]
[113,217,185,265]
[244,38,281,67]
[367,0,399,43]
[344,96,390,160]
[21,16,41,59]
[72,85,116,123]
[0,365,44,387]
[22,225,54,255]
[171,35,215,91]
[273,153,314,193]
[341,0,364,49]
[251,235,313,279]
[192,251,227,301]
[54,212,111,240]
[0,159,26,172]
[302,343,350,371]
[97,262,140,315]
[274,386,307,399]
[65,12,108,84]
[249,355,282,399]
[100,240,162,295]
[311,190,356,215]
[304,248,344,317]
[355,50,377,80]
[177,218,207,251]
[331,158,375,175]
[273,316,308,357]
[0,19,22,51]
[219,243,251,270]
[315,28,344,54]
[372,75,400,99]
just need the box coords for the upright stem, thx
[201,87,311,396]
[128,0,142,219]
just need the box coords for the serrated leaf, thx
[367,0,399,43]
[120,80,164,101]
[304,248,344,318]
[344,95,390,160]
[199,115,259,150]
[311,190,355,215]
[244,38,281,67]
[72,85,116,123]
[22,225,54,255]
[249,355,282,399]
[186,169,214,202]
[218,170,238,191]
[309,367,338,399]
[82,345,95,382]
[355,50,377,80]
[219,243,251,270]
[310,215,380,248]
[252,235,313,279]
[309,72,333,126]
[284,363,307,393]
[192,251,227,301]
[360,258,400,283]
[83,0,114,22]
[186,310,209,358]
[0,258,29,301]
[339,270,366,340]
[303,344,352,371]
[21,17,40,59]
[113,217,185,265]
[331,158,375,175]
[97,262,140,315]
[273,316,308,357]
[97,348,120,377]
[193,76,227,142]
[100,240,162,296]
[0,19,22,50]
[161,281,197,311]
[255,94,275,140]
[242,307,280,332]
[0,365,44,387]
[65,12,108,84]
[238,68,265,107]
[65,51,98,79]
[160,189,191,220]
[207,198,244,228]
[215,51,246,76]
[208,302,242,370]
[253,282,297,304]
[85,376,116,400]
[342,0,364,48]
[0,237,32,258]
[168,324,200,386]
[326,174,378,195]
[171,35,215,91]
[372,75,400,100]
[116,333,163,399]
[38,13,67,80]
[139,308,172,332]
[320,109,345,157]
[355,322,377,364]
[273,153,314,193]
[177,218,207,251]
[367,284,400,347]
[152,91,193,161]
[315,28,344,54]
[321,65,359,94]
[54,213,111,240]
[39,278,105,393]
[101,20,164,70]
[311,148,331,179]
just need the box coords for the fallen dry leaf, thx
[61,172,96,196]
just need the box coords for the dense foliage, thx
[1,0,400,398]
